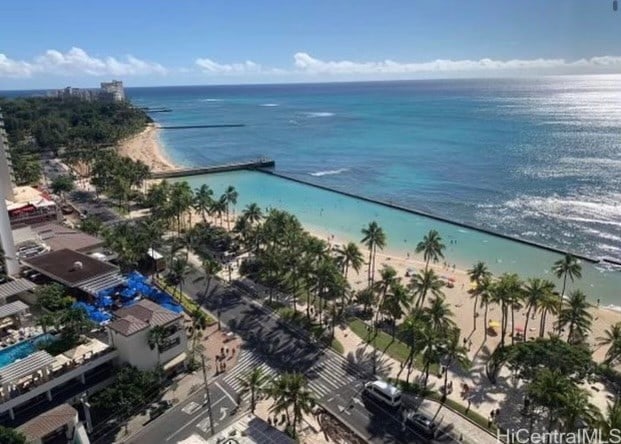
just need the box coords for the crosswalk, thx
[306,350,367,399]
[222,349,278,395]
[223,348,369,402]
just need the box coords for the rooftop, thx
[18,403,77,441]
[22,249,118,287]
[0,351,55,386]
[0,300,29,320]
[0,278,37,302]
[107,314,149,336]
[115,299,181,328]
[32,222,104,253]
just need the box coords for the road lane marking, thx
[215,382,238,406]
[165,395,227,441]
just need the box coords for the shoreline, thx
[117,123,177,172]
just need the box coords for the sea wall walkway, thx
[151,158,275,179]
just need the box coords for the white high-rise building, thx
[0,110,18,276]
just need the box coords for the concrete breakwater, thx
[151,158,275,179]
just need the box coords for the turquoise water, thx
[0,333,54,368]
[181,170,621,306]
[127,77,621,264]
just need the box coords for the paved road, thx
[125,378,241,443]
[188,275,459,443]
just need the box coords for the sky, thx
[1,0,620,89]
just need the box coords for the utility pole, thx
[201,354,215,436]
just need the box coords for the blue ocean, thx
[127,76,621,264]
[4,77,621,302]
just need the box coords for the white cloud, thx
[0,54,35,77]
[195,58,262,74]
[292,52,621,75]
[0,47,166,78]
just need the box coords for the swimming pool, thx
[0,333,55,368]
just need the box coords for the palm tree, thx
[168,256,190,301]
[237,367,269,413]
[527,368,572,433]
[440,328,470,403]
[522,278,555,341]
[416,229,445,271]
[169,181,194,235]
[467,262,491,331]
[398,311,428,383]
[200,257,222,301]
[597,323,621,365]
[148,325,168,365]
[268,373,316,438]
[409,268,445,309]
[210,196,227,227]
[600,399,621,441]
[492,273,522,347]
[193,184,214,223]
[557,290,593,344]
[425,295,456,333]
[360,221,386,286]
[478,276,494,341]
[372,265,398,331]
[552,254,582,331]
[335,242,364,280]
[558,386,600,433]
[223,185,238,230]
[381,281,411,336]
[242,202,263,225]
[419,325,442,388]
[538,291,559,338]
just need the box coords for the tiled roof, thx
[107,315,148,336]
[19,403,77,440]
[116,299,181,327]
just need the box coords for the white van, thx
[364,380,402,407]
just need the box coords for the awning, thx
[0,351,55,385]
[163,352,187,371]
[0,301,30,319]
[78,273,126,295]
[0,279,37,301]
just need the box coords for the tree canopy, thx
[505,337,593,382]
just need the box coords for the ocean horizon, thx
[125,76,621,260]
[124,76,621,305]
[3,76,620,302]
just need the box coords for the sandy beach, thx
[119,124,621,364]
[304,225,621,365]
[117,123,176,172]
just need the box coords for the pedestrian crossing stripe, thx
[182,401,200,415]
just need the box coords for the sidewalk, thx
[333,324,500,444]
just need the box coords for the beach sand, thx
[123,126,621,364]
[117,123,176,172]
[304,225,621,365]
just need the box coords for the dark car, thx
[406,412,437,438]
[149,400,172,420]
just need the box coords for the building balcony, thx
[0,347,118,415]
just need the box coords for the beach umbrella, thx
[448,277,456,282]
[514,326,524,333]
[488,320,501,329]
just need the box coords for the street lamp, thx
[201,355,215,436]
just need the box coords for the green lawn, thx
[348,318,438,374]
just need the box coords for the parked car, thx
[149,400,172,420]
[363,380,402,408]
[406,412,438,438]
